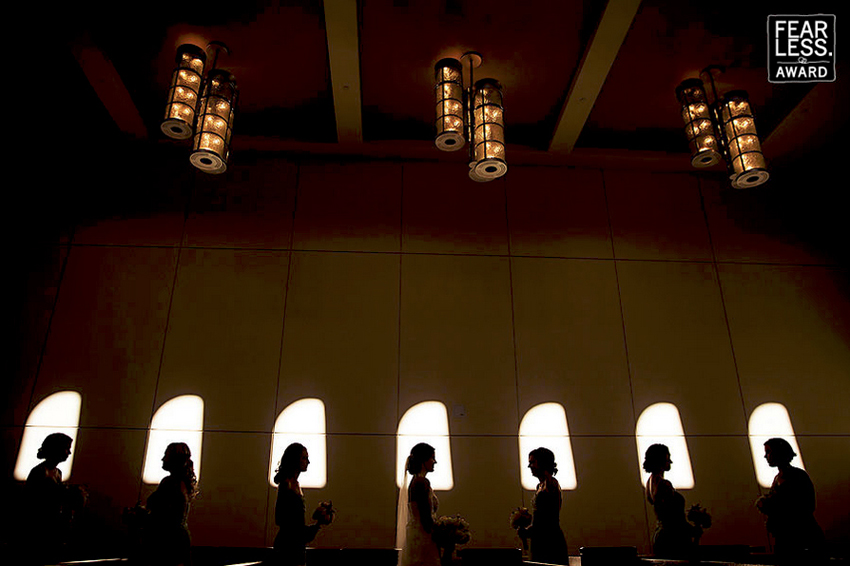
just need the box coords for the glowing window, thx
[143,395,204,484]
[396,401,453,490]
[14,391,82,481]
[636,402,694,489]
[269,398,327,488]
[518,403,577,490]
[748,402,805,488]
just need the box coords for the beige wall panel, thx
[605,171,712,261]
[183,160,298,249]
[264,434,398,548]
[277,252,399,434]
[402,163,508,255]
[702,178,829,264]
[618,261,746,435]
[73,160,189,247]
[436,436,524,549]
[564,437,650,554]
[718,265,850,434]
[507,167,611,259]
[156,249,289,432]
[399,255,517,436]
[512,258,633,435]
[293,162,401,252]
[6,245,68,426]
[190,431,270,547]
[793,436,850,546]
[685,436,769,549]
[69,427,148,550]
[33,246,177,428]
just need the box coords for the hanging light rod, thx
[434,51,506,182]
[161,41,238,174]
[676,65,768,189]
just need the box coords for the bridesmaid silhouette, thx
[756,437,824,565]
[516,447,569,565]
[271,443,329,566]
[23,432,80,565]
[144,442,196,566]
[643,443,695,559]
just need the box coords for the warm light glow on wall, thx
[518,403,577,490]
[143,395,204,484]
[14,391,82,481]
[636,402,694,489]
[748,402,805,488]
[269,398,327,488]
[396,401,453,490]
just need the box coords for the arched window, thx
[518,403,577,490]
[269,398,327,488]
[14,391,82,481]
[396,401,453,490]
[636,402,694,489]
[748,402,805,488]
[143,395,204,484]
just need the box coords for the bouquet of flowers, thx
[432,515,471,566]
[312,500,336,525]
[509,506,532,530]
[509,507,532,551]
[687,504,712,544]
[433,514,472,547]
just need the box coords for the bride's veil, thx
[396,456,411,562]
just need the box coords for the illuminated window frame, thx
[143,395,204,484]
[396,401,453,490]
[748,402,805,488]
[269,398,327,488]
[518,403,577,490]
[636,402,694,489]
[14,391,82,481]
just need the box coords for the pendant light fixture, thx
[189,42,237,174]
[434,52,506,182]
[161,44,207,140]
[676,66,768,189]
[161,42,237,174]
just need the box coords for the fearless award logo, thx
[768,15,836,83]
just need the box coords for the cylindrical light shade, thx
[161,45,206,140]
[721,90,769,189]
[434,58,465,151]
[471,78,506,180]
[675,79,721,168]
[190,70,237,174]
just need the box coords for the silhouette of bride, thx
[397,442,440,566]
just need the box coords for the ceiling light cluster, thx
[676,66,768,189]
[161,42,237,174]
[434,52,507,182]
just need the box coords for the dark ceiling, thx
[34,0,850,173]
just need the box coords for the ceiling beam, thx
[548,0,642,154]
[323,0,363,144]
[71,33,148,140]
[761,65,847,167]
